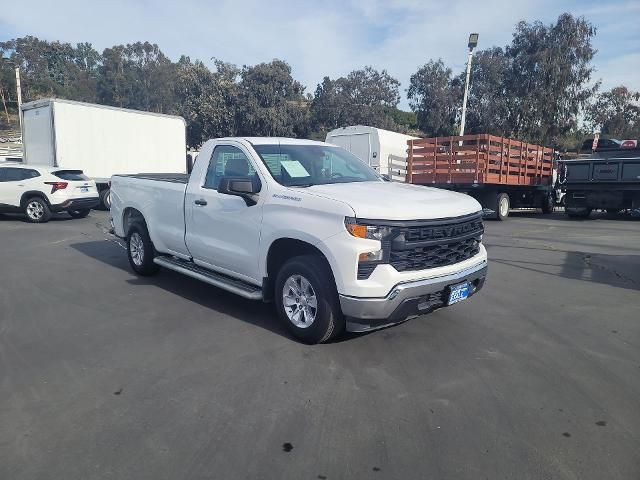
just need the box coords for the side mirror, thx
[218,176,261,206]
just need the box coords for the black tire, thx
[541,194,555,214]
[566,207,592,219]
[126,223,159,276]
[274,254,345,344]
[496,193,510,221]
[68,209,91,219]
[99,188,111,210]
[23,196,52,223]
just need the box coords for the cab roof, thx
[216,137,335,147]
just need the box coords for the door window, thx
[0,168,39,182]
[203,145,256,190]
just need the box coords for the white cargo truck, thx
[325,126,418,180]
[21,99,187,209]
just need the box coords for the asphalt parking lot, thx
[1,210,638,480]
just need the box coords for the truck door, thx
[184,143,264,284]
[349,133,373,168]
[23,105,56,166]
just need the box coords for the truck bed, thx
[111,173,189,256]
[561,148,640,188]
[406,134,553,186]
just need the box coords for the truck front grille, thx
[388,213,483,272]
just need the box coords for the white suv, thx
[0,163,99,223]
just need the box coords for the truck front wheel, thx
[275,255,345,344]
[127,224,159,276]
[496,193,510,221]
[541,194,555,214]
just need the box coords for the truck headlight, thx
[344,217,393,240]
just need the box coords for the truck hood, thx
[303,181,481,220]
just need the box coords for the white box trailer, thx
[21,98,187,209]
[325,125,418,180]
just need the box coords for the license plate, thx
[80,187,89,193]
[447,282,470,305]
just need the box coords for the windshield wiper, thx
[289,183,315,188]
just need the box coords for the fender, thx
[20,191,50,208]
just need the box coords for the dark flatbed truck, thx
[559,147,640,218]
[405,134,556,220]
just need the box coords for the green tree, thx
[98,42,176,113]
[460,47,510,136]
[586,86,640,139]
[174,56,238,148]
[0,36,99,103]
[236,59,309,137]
[311,67,401,132]
[504,13,598,144]
[407,59,459,136]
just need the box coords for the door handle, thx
[194,199,207,206]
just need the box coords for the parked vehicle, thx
[21,99,187,210]
[559,147,640,218]
[0,163,99,222]
[325,126,418,179]
[579,138,638,153]
[404,134,556,220]
[0,143,23,163]
[111,137,488,343]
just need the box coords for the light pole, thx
[15,66,23,135]
[459,33,478,137]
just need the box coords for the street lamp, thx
[459,33,479,137]
[15,66,23,134]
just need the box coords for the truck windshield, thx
[253,144,381,187]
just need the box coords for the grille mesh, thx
[390,237,480,272]
[389,215,483,272]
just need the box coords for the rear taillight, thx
[44,181,68,194]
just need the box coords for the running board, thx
[153,256,263,300]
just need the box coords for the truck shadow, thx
[504,210,640,222]
[486,246,640,291]
[70,240,295,340]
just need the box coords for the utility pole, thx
[459,33,479,137]
[15,66,23,135]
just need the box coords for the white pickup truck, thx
[111,138,487,343]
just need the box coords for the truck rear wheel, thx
[496,193,510,221]
[127,224,159,276]
[275,254,344,344]
[99,188,112,210]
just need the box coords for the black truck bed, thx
[561,148,640,187]
[560,148,640,215]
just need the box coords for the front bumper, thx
[50,197,100,212]
[340,260,487,332]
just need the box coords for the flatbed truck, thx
[405,134,556,220]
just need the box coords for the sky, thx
[1,0,639,109]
